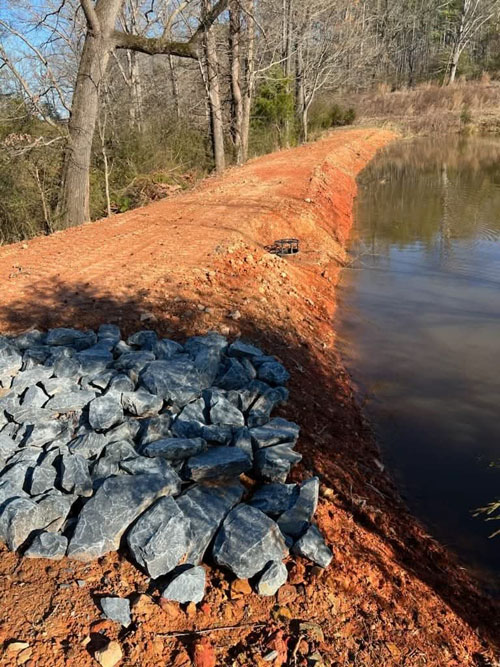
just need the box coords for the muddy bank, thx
[0,129,498,666]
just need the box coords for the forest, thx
[1,0,500,242]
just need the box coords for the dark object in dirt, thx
[265,238,299,256]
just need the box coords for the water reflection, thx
[338,136,500,593]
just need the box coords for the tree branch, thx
[113,32,198,58]
[80,0,101,35]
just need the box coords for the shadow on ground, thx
[1,277,499,658]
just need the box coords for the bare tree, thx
[55,0,229,228]
[447,0,498,84]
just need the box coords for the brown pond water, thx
[338,136,500,594]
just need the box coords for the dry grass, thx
[351,79,500,135]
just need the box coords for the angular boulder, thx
[89,395,124,431]
[277,477,319,538]
[256,560,288,596]
[67,474,179,561]
[292,524,333,568]
[184,446,251,482]
[24,532,68,560]
[162,566,206,604]
[144,437,207,461]
[126,496,191,579]
[176,482,244,564]
[212,504,288,579]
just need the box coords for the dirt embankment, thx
[0,128,498,667]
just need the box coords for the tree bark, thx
[241,0,255,163]
[202,0,225,173]
[168,54,181,121]
[57,0,229,229]
[229,0,243,164]
[56,28,116,228]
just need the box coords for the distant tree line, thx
[0,0,500,241]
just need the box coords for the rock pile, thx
[0,326,332,602]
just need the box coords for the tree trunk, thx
[295,37,306,142]
[282,0,293,148]
[448,47,460,84]
[229,0,243,164]
[168,54,181,120]
[241,0,255,163]
[56,31,115,228]
[202,0,225,173]
[128,50,143,130]
[57,0,229,229]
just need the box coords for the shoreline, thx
[0,128,498,665]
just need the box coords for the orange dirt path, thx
[0,128,498,667]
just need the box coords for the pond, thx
[337,136,500,594]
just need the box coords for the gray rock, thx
[184,333,227,356]
[121,389,163,417]
[15,329,46,350]
[256,560,288,596]
[36,491,76,532]
[77,343,113,362]
[0,496,46,550]
[51,355,81,378]
[171,418,204,439]
[144,437,207,461]
[106,419,141,444]
[119,455,175,477]
[238,380,271,413]
[292,524,333,568]
[231,427,254,461]
[177,398,206,424]
[141,358,204,405]
[8,405,52,425]
[250,418,299,449]
[257,361,290,386]
[45,327,96,349]
[60,454,93,497]
[192,346,221,387]
[69,431,108,458]
[24,421,66,448]
[212,504,288,579]
[216,358,251,390]
[11,366,52,394]
[89,395,124,431]
[114,350,155,372]
[176,482,244,564]
[227,340,263,358]
[209,396,245,427]
[201,424,233,445]
[162,566,206,604]
[29,464,57,496]
[138,415,172,446]
[45,390,96,414]
[247,387,289,427]
[98,323,121,343]
[250,483,298,517]
[22,385,48,408]
[127,330,158,350]
[100,597,131,627]
[67,474,180,561]
[24,532,68,560]
[277,477,319,538]
[254,444,302,483]
[0,341,22,377]
[108,373,135,393]
[184,446,251,482]
[126,496,191,578]
[0,433,18,462]
[40,377,79,396]
[90,370,116,390]
[154,338,183,360]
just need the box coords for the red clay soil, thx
[0,128,498,667]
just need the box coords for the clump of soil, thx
[0,129,498,666]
